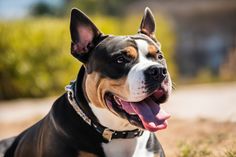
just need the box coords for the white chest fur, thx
[89,104,155,157]
[102,131,154,157]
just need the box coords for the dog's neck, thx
[89,103,137,131]
[78,67,137,131]
[74,67,99,123]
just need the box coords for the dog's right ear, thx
[138,7,156,40]
[70,8,102,63]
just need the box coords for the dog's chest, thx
[102,131,154,157]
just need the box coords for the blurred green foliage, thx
[30,0,138,18]
[0,15,176,100]
[67,0,136,16]
[31,2,56,16]
[0,19,77,99]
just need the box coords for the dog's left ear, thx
[138,7,156,39]
[70,8,102,63]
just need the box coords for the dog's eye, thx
[158,54,164,60]
[116,55,130,64]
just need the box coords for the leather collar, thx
[65,67,143,143]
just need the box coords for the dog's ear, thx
[70,8,102,63]
[138,7,156,39]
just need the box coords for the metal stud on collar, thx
[65,83,92,125]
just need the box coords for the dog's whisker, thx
[172,86,176,90]
[171,81,176,90]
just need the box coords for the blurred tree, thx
[65,0,136,16]
[31,2,55,16]
[30,0,137,17]
[30,1,65,17]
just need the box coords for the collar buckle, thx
[102,128,114,142]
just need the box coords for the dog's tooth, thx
[129,112,137,115]
[114,96,122,105]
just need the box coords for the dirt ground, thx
[0,83,236,157]
[158,118,236,157]
[0,117,235,157]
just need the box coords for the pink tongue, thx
[130,97,171,132]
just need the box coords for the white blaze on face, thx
[126,39,162,102]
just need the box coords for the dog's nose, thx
[145,65,167,82]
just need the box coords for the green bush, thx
[0,15,176,99]
[0,19,77,99]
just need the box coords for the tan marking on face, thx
[78,151,98,157]
[123,46,138,59]
[85,72,129,108]
[148,45,157,57]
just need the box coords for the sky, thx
[0,0,63,19]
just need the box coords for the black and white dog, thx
[0,7,172,157]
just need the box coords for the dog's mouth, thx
[104,86,171,132]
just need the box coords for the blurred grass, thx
[0,15,176,100]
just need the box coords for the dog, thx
[0,7,172,157]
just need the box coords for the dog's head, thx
[70,8,172,132]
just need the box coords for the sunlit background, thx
[0,0,236,156]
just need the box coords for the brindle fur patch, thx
[85,72,129,108]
